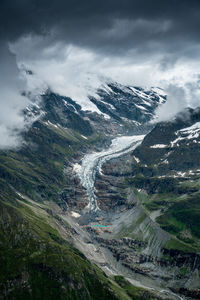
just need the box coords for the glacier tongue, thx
[74,135,145,212]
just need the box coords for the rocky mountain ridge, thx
[1,82,200,299]
[0,82,169,300]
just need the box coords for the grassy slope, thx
[130,110,200,253]
[0,118,98,203]
[127,174,200,253]
[114,276,160,300]
[0,198,121,300]
[0,194,159,300]
[0,105,122,299]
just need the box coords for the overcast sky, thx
[1,0,200,147]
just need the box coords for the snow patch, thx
[73,163,82,173]
[151,87,166,97]
[162,159,169,164]
[170,122,200,146]
[98,99,116,110]
[150,144,167,148]
[133,156,140,163]
[179,121,200,134]
[135,104,148,111]
[44,120,60,129]
[71,211,81,218]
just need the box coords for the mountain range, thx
[0,82,199,300]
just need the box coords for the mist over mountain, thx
[1,0,200,148]
[1,1,200,300]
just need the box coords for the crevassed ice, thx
[74,135,145,211]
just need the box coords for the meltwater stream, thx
[74,135,145,211]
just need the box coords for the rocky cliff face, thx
[90,83,166,125]
[133,107,200,175]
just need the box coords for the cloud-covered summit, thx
[1,0,200,148]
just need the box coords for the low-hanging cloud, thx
[10,35,163,109]
[0,43,30,148]
[1,0,200,148]
[155,79,200,122]
[155,85,188,122]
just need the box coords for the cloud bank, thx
[0,43,30,148]
[1,0,200,147]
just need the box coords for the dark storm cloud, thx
[1,0,200,57]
